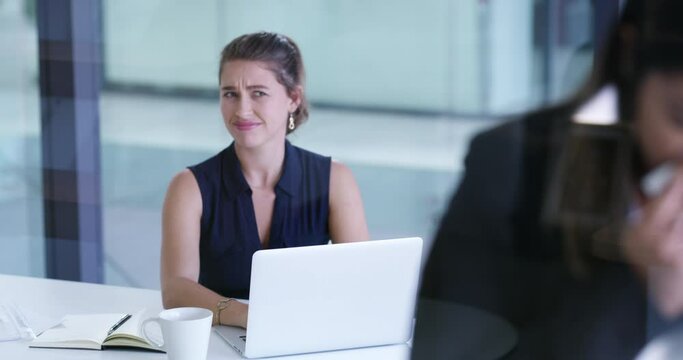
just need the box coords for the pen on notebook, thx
[107,314,131,336]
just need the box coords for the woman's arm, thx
[161,169,248,327]
[328,161,369,243]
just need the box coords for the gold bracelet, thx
[216,298,235,326]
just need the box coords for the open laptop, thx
[215,237,423,358]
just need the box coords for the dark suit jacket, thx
[420,104,647,359]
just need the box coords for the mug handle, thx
[141,317,165,350]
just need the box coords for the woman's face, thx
[633,72,683,169]
[219,60,299,150]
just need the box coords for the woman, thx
[421,0,683,358]
[160,32,369,329]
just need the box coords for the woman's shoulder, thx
[330,160,353,181]
[479,102,574,138]
[164,169,201,210]
[288,143,332,182]
[188,148,230,175]
[289,143,331,163]
[177,148,233,202]
[467,102,576,158]
[168,168,199,192]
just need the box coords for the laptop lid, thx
[243,237,423,358]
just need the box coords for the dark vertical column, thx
[37,0,103,283]
[593,0,621,50]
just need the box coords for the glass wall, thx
[0,0,596,286]
[98,0,595,289]
[103,0,593,116]
[0,0,43,277]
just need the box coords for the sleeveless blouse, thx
[188,140,331,299]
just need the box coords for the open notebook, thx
[29,309,163,352]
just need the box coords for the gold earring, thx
[288,113,295,130]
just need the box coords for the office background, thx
[0,0,599,288]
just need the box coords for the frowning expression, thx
[219,60,299,149]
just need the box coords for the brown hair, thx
[545,0,683,276]
[218,32,309,134]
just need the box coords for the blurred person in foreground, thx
[421,0,683,358]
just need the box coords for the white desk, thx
[0,274,410,359]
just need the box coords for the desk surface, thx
[0,274,410,359]
[0,274,519,360]
[411,298,518,359]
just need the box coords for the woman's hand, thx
[624,166,683,267]
[623,166,683,317]
[221,302,249,329]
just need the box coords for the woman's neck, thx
[234,140,286,190]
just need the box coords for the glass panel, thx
[99,0,595,288]
[0,0,44,277]
[102,0,593,117]
[545,0,594,102]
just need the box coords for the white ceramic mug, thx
[142,307,213,360]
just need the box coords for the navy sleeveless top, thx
[188,140,331,299]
